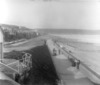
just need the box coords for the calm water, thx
[53,34,100,45]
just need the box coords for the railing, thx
[0,52,32,74]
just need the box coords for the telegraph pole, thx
[0,27,3,62]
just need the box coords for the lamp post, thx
[0,28,3,62]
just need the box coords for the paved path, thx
[46,39,94,85]
[55,42,100,84]
[52,54,94,85]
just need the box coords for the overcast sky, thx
[0,0,100,30]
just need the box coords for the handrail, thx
[0,61,19,73]
[0,52,32,73]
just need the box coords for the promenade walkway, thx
[46,39,94,85]
[55,42,100,84]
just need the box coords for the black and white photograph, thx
[0,0,100,85]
